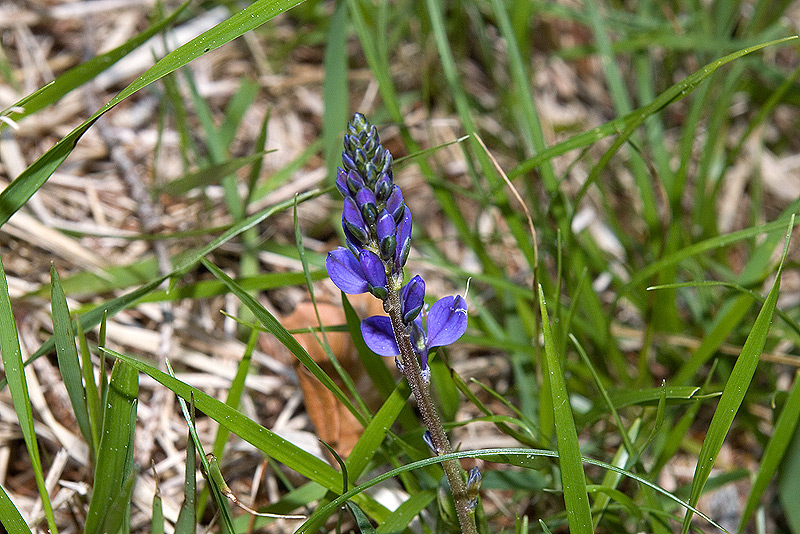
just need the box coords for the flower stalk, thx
[325,113,478,534]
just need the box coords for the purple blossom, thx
[327,113,468,384]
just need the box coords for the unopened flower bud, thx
[374,173,392,202]
[466,467,482,510]
[376,210,397,260]
[401,275,425,323]
[356,188,378,224]
[346,170,365,195]
[359,249,387,300]
[395,207,412,270]
[342,151,357,171]
[343,197,369,244]
[335,167,349,198]
[386,186,405,223]
[423,431,439,455]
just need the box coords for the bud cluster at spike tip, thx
[326,113,468,382]
[327,113,412,300]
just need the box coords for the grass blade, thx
[737,369,800,532]
[0,256,58,533]
[50,264,94,456]
[201,257,367,425]
[84,359,139,534]
[539,285,593,533]
[681,215,794,533]
[509,36,798,181]
[0,0,307,229]
[0,482,33,534]
[3,0,190,123]
[102,348,389,522]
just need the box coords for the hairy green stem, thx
[385,289,477,534]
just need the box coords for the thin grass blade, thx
[681,215,794,533]
[737,370,800,532]
[0,256,57,533]
[50,264,94,454]
[102,348,388,521]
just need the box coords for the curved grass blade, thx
[539,285,592,533]
[347,501,378,534]
[167,361,235,534]
[201,257,368,426]
[0,256,57,533]
[3,0,190,124]
[680,215,794,533]
[0,188,325,393]
[295,448,727,534]
[102,348,388,521]
[626,215,798,291]
[174,421,196,534]
[375,490,435,534]
[509,36,797,182]
[0,0,307,229]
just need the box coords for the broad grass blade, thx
[201,258,367,425]
[538,285,593,533]
[737,370,800,532]
[0,482,33,534]
[103,348,389,522]
[3,0,190,123]
[84,359,139,534]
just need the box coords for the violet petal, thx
[361,316,400,356]
[425,295,468,348]
[326,247,368,294]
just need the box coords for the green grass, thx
[1,0,800,532]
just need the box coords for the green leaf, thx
[376,490,436,534]
[347,501,379,533]
[296,448,727,534]
[509,36,798,181]
[201,258,367,426]
[0,188,325,394]
[85,359,139,534]
[681,215,794,533]
[158,150,275,196]
[538,285,592,533]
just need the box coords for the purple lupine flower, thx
[326,113,468,383]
